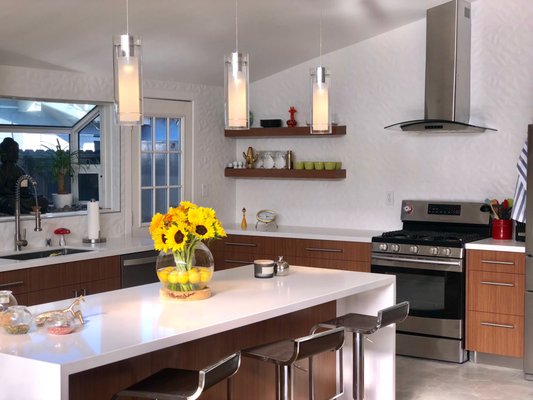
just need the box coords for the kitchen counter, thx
[465,238,525,253]
[0,265,396,400]
[224,223,381,243]
[0,235,154,273]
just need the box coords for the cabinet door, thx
[468,270,524,315]
[0,268,30,297]
[467,250,525,274]
[287,256,370,272]
[467,310,523,357]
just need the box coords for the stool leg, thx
[309,356,315,400]
[227,376,233,400]
[353,332,364,400]
[276,364,293,400]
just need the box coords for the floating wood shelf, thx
[224,125,346,137]
[224,168,346,179]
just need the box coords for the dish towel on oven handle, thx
[511,139,527,223]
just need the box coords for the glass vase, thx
[156,241,214,300]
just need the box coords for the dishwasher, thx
[120,250,159,288]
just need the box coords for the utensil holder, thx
[492,219,512,240]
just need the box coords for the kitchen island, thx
[0,265,395,400]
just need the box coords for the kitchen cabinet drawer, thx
[289,239,370,262]
[288,256,370,272]
[210,235,271,255]
[213,251,269,271]
[0,268,30,296]
[466,311,523,357]
[468,271,524,315]
[467,250,525,274]
[27,277,120,306]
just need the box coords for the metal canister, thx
[275,256,290,276]
[286,151,293,170]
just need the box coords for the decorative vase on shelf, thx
[150,201,225,302]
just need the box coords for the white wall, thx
[238,0,533,231]
[0,66,234,250]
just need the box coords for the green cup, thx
[294,161,304,170]
[304,161,314,170]
[335,161,342,170]
[314,162,324,170]
[324,162,336,170]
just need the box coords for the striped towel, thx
[511,139,527,223]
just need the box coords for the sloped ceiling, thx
[0,0,458,86]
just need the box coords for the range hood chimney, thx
[385,0,496,133]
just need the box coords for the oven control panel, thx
[372,242,464,259]
[401,200,489,225]
[427,204,461,216]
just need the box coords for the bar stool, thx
[242,326,345,400]
[310,302,409,400]
[111,352,241,400]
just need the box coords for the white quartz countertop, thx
[0,236,155,273]
[465,238,525,253]
[223,224,381,243]
[0,265,394,376]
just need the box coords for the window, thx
[132,99,192,230]
[140,117,182,223]
[0,98,119,216]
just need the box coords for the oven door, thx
[371,253,465,338]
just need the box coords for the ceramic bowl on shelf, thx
[304,161,314,170]
[324,162,336,170]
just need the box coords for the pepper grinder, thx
[241,208,248,230]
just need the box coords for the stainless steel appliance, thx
[371,200,490,363]
[120,250,159,288]
[524,124,533,380]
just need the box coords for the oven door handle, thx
[371,255,463,272]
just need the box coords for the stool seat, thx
[310,302,409,400]
[111,352,240,400]
[242,327,345,400]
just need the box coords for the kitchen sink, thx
[0,248,94,261]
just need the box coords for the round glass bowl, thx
[46,312,76,335]
[0,290,18,327]
[3,305,32,335]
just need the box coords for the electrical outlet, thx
[386,191,394,206]
[201,183,210,199]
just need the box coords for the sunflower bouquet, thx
[150,201,226,292]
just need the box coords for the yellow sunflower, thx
[149,212,165,235]
[179,201,196,212]
[214,221,227,238]
[152,226,170,252]
[166,223,189,252]
[167,206,188,225]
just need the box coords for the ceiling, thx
[1,0,454,86]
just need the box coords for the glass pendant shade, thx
[113,34,143,126]
[310,66,332,134]
[224,52,249,130]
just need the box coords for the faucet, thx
[14,175,42,251]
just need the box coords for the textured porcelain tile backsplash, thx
[238,0,533,231]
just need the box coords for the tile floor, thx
[396,356,533,399]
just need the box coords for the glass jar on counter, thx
[0,290,18,328]
[46,312,76,335]
[3,305,32,335]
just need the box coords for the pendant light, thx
[113,0,143,126]
[224,0,249,130]
[310,2,332,134]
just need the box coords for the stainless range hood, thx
[385,0,496,133]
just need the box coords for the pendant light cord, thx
[319,0,323,64]
[235,0,239,52]
[126,0,129,35]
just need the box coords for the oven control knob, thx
[441,248,452,257]
[379,243,388,251]
[391,244,400,252]
[430,247,439,255]
[409,245,419,254]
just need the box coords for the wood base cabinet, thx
[0,256,121,306]
[466,250,525,357]
[209,234,370,272]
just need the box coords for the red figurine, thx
[287,106,297,127]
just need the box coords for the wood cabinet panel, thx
[467,250,525,274]
[0,268,30,296]
[468,270,524,316]
[27,278,120,306]
[288,256,370,272]
[467,310,523,357]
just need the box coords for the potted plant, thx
[43,139,82,209]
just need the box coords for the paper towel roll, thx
[87,200,100,240]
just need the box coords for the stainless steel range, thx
[371,200,491,363]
